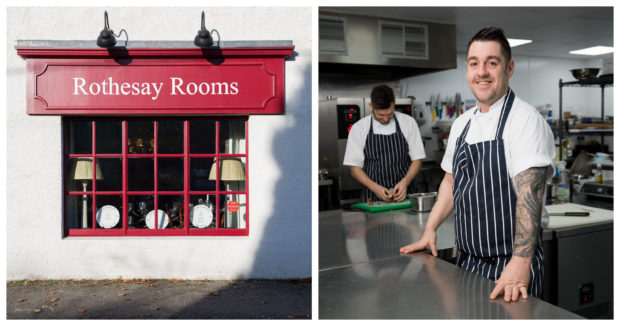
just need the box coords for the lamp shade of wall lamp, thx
[194,11,214,48]
[97,11,117,48]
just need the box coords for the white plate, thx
[190,204,213,228]
[96,205,120,229]
[145,209,169,229]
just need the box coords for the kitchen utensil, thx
[549,212,590,216]
[571,68,600,81]
[408,192,438,212]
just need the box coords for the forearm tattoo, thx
[513,167,547,258]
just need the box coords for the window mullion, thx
[154,120,159,230]
[91,120,97,231]
[215,120,220,229]
[122,120,128,235]
[184,120,190,234]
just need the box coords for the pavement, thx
[6,279,311,319]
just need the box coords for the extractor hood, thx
[319,13,457,79]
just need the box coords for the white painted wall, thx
[7,7,311,280]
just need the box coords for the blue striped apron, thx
[452,89,544,297]
[361,115,413,202]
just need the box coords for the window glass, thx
[66,195,92,229]
[96,158,122,191]
[189,195,217,229]
[222,194,246,229]
[96,120,122,154]
[128,195,154,229]
[65,118,248,236]
[190,120,216,153]
[220,120,246,154]
[128,158,154,191]
[190,157,217,191]
[158,158,184,191]
[159,195,184,229]
[216,157,246,192]
[95,195,123,229]
[67,120,92,154]
[128,120,154,154]
[66,158,99,191]
[158,120,184,154]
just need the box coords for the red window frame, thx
[63,117,249,237]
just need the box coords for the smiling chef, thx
[400,27,555,302]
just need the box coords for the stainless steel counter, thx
[319,208,455,271]
[319,208,582,319]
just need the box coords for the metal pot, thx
[408,192,438,212]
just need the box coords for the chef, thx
[400,27,555,302]
[343,85,426,203]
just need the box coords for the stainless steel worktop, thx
[319,208,582,319]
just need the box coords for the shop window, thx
[63,118,248,236]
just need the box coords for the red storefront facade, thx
[18,44,294,237]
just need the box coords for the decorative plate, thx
[145,209,169,229]
[96,205,120,228]
[190,204,213,228]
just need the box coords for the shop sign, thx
[17,47,293,115]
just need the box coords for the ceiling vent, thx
[380,21,428,60]
[319,15,347,55]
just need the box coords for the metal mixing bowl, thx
[571,68,600,81]
[408,192,438,212]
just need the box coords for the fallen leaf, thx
[261,301,266,304]
[16,298,25,302]
[151,307,159,311]
[288,315,295,319]
[50,298,58,302]
[34,309,41,313]
[77,308,86,313]
[125,298,132,302]
[121,287,128,291]
[118,293,126,297]
[207,291,219,296]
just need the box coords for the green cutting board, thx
[353,199,411,212]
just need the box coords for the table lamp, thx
[73,158,103,228]
[209,158,245,228]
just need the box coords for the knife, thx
[549,212,590,216]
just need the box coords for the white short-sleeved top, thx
[441,93,556,179]
[343,111,426,168]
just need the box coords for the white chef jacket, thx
[441,93,555,180]
[343,111,426,168]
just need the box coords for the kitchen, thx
[318,6,613,319]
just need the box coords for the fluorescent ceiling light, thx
[570,46,614,56]
[507,39,532,47]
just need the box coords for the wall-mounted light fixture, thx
[96,11,128,48]
[194,11,214,48]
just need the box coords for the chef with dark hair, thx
[400,27,555,302]
[343,85,425,203]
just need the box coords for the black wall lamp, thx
[194,11,215,48]
[96,11,128,48]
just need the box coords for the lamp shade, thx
[209,158,245,181]
[73,158,103,181]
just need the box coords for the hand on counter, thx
[490,256,531,302]
[399,228,438,256]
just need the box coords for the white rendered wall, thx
[6,7,311,280]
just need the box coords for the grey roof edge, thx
[15,40,293,48]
